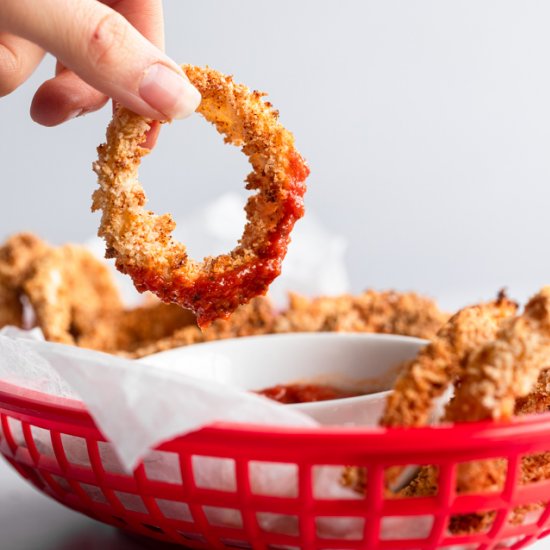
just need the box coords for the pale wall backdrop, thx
[2,0,550,311]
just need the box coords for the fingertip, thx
[31,81,70,126]
[31,72,108,126]
[139,63,201,121]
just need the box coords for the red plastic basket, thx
[2,380,550,549]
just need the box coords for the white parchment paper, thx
[0,327,318,469]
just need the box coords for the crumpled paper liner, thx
[0,327,317,468]
[0,327,392,540]
[0,327,440,540]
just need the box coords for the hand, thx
[0,0,201,128]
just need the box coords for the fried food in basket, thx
[124,296,275,358]
[273,290,449,339]
[93,65,309,328]
[0,234,200,353]
[442,287,550,506]
[0,233,448,358]
[128,290,446,358]
[446,287,550,422]
[24,245,123,345]
[374,287,550,534]
[76,302,196,355]
[0,233,50,329]
[6,230,550,536]
[381,292,517,429]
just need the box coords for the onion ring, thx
[446,286,550,422]
[78,302,197,355]
[273,290,448,339]
[381,293,518,429]
[24,245,123,345]
[92,65,309,327]
[395,288,550,532]
[342,294,517,496]
[0,233,50,329]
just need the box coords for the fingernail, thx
[139,64,201,120]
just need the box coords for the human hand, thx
[0,0,201,128]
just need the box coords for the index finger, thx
[102,0,165,49]
[102,0,165,146]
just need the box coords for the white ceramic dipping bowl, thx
[141,333,427,427]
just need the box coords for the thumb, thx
[3,0,200,120]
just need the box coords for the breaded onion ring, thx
[0,233,50,329]
[273,290,449,339]
[441,287,550,498]
[446,287,550,422]
[24,245,122,345]
[93,65,309,327]
[381,293,518,428]
[78,302,196,355]
[396,288,550,532]
[341,294,517,496]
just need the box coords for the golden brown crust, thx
[0,233,51,329]
[23,245,123,345]
[92,65,309,327]
[515,368,550,415]
[445,287,550,422]
[0,287,23,329]
[77,302,197,355]
[125,297,275,358]
[381,295,517,429]
[0,233,50,286]
[390,289,550,534]
[273,290,448,340]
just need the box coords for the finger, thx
[102,0,164,49]
[0,33,44,97]
[31,69,109,126]
[31,1,166,129]
[3,0,200,120]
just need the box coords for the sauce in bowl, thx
[256,383,363,404]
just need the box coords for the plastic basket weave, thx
[2,380,550,549]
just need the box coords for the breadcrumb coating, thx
[381,294,517,428]
[0,233,50,329]
[23,245,123,345]
[446,287,550,422]
[124,296,275,358]
[380,289,550,534]
[273,290,448,339]
[77,302,197,355]
[515,368,550,415]
[92,65,308,327]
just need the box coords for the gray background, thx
[2,2,550,547]
[3,0,550,310]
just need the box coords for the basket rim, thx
[2,378,550,455]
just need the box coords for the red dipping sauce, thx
[256,383,363,404]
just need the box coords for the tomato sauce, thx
[256,383,363,404]
[125,151,309,329]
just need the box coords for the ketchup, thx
[256,383,362,404]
